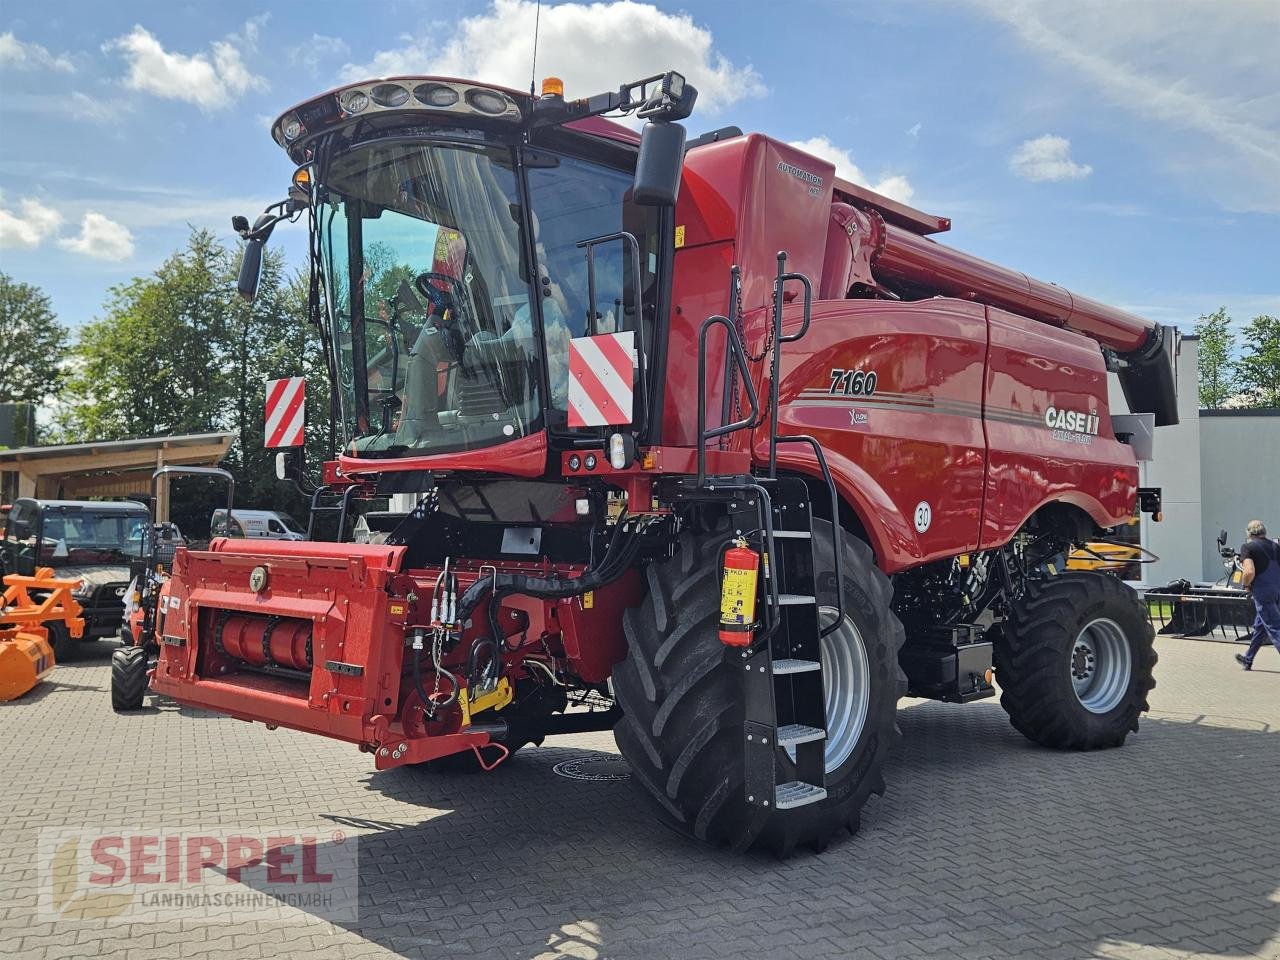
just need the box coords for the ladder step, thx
[772,658,821,675]
[775,780,827,810]
[777,723,826,748]
[777,594,815,606]
[772,530,811,539]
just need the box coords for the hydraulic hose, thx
[455,517,649,649]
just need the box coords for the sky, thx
[0,0,1277,338]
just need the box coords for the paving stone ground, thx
[0,634,1276,960]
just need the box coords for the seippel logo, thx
[1044,405,1100,435]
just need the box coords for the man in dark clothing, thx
[1235,519,1280,671]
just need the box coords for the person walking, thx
[1234,519,1280,671]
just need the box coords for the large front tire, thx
[613,520,905,855]
[111,646,148,712]
[993,572,1156,749]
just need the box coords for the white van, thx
[211,509,306,541]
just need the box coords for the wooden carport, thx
[0,432,235,517]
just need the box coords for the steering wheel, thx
[414,271,469,320]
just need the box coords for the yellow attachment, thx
[0,568,84,701]
[458,676,514,726]
[541,76,564,97]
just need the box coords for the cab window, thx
[525,153,660,427]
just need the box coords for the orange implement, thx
[0,568,84,702]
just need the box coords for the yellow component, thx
[956,553,971,569]
[582,591,594,610]
[0,568,84,702]
[389,603,405,615]
[641,451,656,470]
[1067,542,1142,572]
[674,225,686,248]
[458,676,514,726]
[292,166,311,190]
[541,76,565,97]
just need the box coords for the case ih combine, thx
[146,71,1176,854]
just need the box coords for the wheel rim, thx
[818,606,871,771]
[1070,617,1132,714]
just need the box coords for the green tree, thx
[0,272,68,404]
[1194,306,1236,410]
[1236,313,1280,408]
[57,228,328,535]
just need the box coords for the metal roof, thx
[0,431,235,463]
[17,499,149,511]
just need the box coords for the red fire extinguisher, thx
[719,538,760,646]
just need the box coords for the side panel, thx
[767,299,988,572]
[661,240,736,447]
[981,307,1138,546]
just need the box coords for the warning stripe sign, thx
[568,331,635,428]
[264,377,306,448]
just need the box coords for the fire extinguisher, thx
[719,537,760,646]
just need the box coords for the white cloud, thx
[906,122,921,138]
[106,23,265,110]
[788,136,915,204]
[0,193,63,249]
[57,212,136,261]
[289,34,350,76]
[338,0,764,117]
[1009,134,1092,182]
[0,31,74,72]
[967,0,1280,211]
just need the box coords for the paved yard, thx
[0,635,1276,960]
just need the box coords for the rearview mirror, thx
[633,120,686,207]
[237,239,264,301]
[1218,528,1228,546]
[275,451,289,481]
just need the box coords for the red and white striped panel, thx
[264,377,306,448]
[567,331,635,428]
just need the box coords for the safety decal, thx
[567,331,635,428]
[264,376,306,448]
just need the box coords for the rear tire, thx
[993,572,1156,749]
[613,519,905,855]
[111,646,148,712]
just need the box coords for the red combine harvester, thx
[148,72,1175,854]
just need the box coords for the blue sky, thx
[1,0,1276,337]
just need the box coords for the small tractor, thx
[148,71,1175,854]
[0,568,83,701]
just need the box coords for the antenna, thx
[530,0,542,97]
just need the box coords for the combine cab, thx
[148,71,1176,854]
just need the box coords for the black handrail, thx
[697,314,761,487]
[305,483,361,542]
[768,252,813,478]
[718,265,743,433]
[576,230,647,434]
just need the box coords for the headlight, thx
[415,83,459,108]
[370,83,410,108]
[465,89,509,115]
[340,90,369,115]
[72,579,93,598]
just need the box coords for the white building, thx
[1111,335,1280,585]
